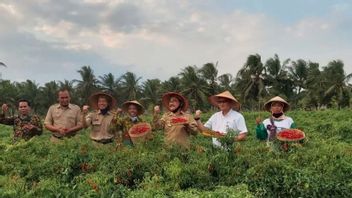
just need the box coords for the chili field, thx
[1,110,352,197]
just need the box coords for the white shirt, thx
[204,109,248,147]
[263,116,294,136]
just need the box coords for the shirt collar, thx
[57,103,72,109]
[221,109,234,117]
[97,109,112,115]
[167,111,185,116]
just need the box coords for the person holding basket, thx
[110,100,150,147]
[153,92,198,149]
[255,96,297,141]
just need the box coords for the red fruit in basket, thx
[171,117,188,124]
[129,124,150,135]
[277,129,305,141]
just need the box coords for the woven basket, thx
[201,129,225,138]
[276,129,305,142]
[128,122,152,144]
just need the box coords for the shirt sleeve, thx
[30,115,43,135]
[204,114,214,129]
[186,114,198,135]
[152,112,165,130]
[44,106,54,126]
[290,122,296,129]
[236,114,248,134]
[76,107,82,126]
[256,123,268,140]
[0,113,15,125]
[85,112,93,127]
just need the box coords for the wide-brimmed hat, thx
[122,100,145,115]
[162,92,189,112]
[89,92,117,110]
[264,96,290,112]
[209,91,241,111]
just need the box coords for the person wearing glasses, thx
[195,91,248,147]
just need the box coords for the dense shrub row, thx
[0,110,351,197]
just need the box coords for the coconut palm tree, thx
[74,66,99,104]
[288,59,308,94]
[199,62,219,95]
[0,80,17,112]
[234,54,267,110]
[120,72,142,101]
[302,62,324,109]
[218,73,234,92]
[141,79,162,109]
[264,54,294,100]
[322,60,352,108]
[38,81,60,114]
[179,66,210,110]
[162,77,181,93]
[98,73,121,100]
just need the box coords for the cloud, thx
[0,0,351,84]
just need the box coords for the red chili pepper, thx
[278,129,304,140]
[130,124,150,134]
[171,117,188,124]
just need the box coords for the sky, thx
[0,0,351,85]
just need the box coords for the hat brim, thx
[89,92,116,110]
[162,92,189,112]
[122,101,145,115]
[209,95,241,111]
[264,101,290,112]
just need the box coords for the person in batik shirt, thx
[111,100,146,146]
[0,99,42,142]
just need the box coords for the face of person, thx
[168,96,181,112]
[97,96,109,110]
[58,91,71,107]
[270,102,284,114]
[18,101,30,116]
[128,104,138,117]
[217,98,232,112]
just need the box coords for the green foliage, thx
[1,110,352,197]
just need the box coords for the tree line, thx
[0,53,351,115]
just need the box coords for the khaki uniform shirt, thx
[154,111,198,149]
[44,103,82,137]
[85,110,115,141]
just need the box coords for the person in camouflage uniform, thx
[111,100,145,146]
[0,99,42,142]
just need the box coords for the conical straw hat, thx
[89,92,116,110]
[209,91,241,111]
[122,100,145,115]
[162,92,189,112]
[264,96,290,112]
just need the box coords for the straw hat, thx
[264,96,290,112]
[122,100,145,115]
[89,92,117,110]
[209,91,241,111]
[162,92,189,112]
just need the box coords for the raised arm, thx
[194,110,210,132]
[152,105,164,130]
[0,104,15,125]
